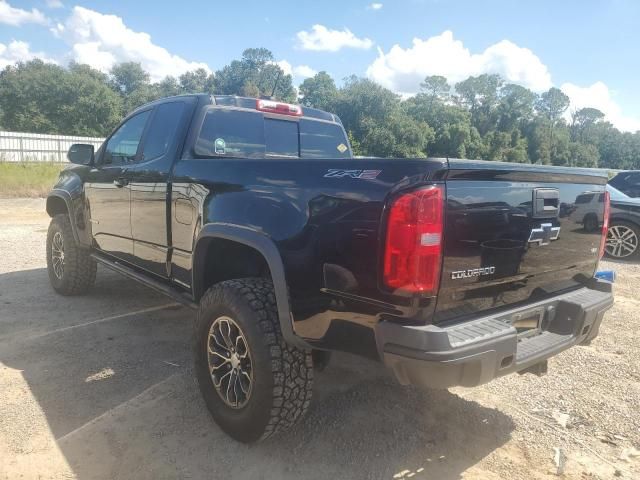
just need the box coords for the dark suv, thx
[609,171,640,198]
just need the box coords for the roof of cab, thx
[133,93,341,124]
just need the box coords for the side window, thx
[575,193,595,204]
[300,119,351,159]
[103,110,151,165]
[195,109,264,158]
[141,102,186,161]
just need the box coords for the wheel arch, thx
[606,216,640,258]
[192,223,309,349]
[46,190,80,244]
[609,213,640,228]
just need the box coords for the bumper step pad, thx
[377,283,614,389]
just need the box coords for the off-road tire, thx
[46,214,97,295]
[194,278,313,443]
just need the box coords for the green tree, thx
[0,59,122,136]
[497,84,537,131]
[407,97,480,159]
[483,130,529,163]
[333,77,433,157]
[110,62,150,95]
[62,62,124,135]
[537,87,570,123]
[156,76,181,97]
[525,118,552,164]
[419,75,450,115]
[215,48,296,102]
[179,68,215,94]
[597,129,640,169]
[535,87,570,164]
[2,53,640,167]
[299,71,338,111]
[570,107,605,142]
[454,74,503,135]
[569,142,599,167]
[108,62,156,114]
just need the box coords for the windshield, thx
[194,108,351,159]
[607,184,630,201]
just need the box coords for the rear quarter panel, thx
[171,157,446,357]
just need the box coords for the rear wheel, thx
[605,221,640,259]
[46,214,97,295]
[194,278,313,443]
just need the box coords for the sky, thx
[1,0,639,132]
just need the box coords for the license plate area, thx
[509,308,544,339]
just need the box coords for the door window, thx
[103,110,151,165]
[141,102,186,161]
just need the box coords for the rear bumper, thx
[376,282,614,389]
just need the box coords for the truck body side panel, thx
[170,157,447,357]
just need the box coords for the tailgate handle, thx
[532,188,559,218]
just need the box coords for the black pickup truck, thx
[46,94,614,443]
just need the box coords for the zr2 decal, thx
[324,169,381,179]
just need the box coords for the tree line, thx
[0,47,638,169]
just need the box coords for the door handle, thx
[113,177,129,188]
[532,188,559,218]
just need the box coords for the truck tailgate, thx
[435,162,608,322]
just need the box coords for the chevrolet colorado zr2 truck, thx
[46,94,614,443]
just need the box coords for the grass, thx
[0,162,65,198]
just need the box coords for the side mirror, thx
[67,144,95,165]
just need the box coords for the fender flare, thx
[47,189,81,244]
[192,223,310,350]
[610,213,640,228]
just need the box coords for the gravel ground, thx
[0,198,638,480]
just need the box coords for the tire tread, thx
[196,278,313,441]
[47,214,97,295]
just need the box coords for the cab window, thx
[103,110,151,165]
[141,102,186,161]
[195,109,264,158]
[300,119,351,159]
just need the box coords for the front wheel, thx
[194,278,313,443]
[605,221,640,259]
[46,214,97,295]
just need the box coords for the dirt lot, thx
[0,198,638,480]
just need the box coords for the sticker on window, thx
[337,143,348,153]
[214,138,226,154]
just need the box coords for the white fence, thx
[0,130,104,163]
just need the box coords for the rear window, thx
[265,118,298,158]
[194,108,350,159]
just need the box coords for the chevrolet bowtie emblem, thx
[528,223,561,246]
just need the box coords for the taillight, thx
[383,185,445,294]
[599,190,610,259]
[256,99,303,116]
